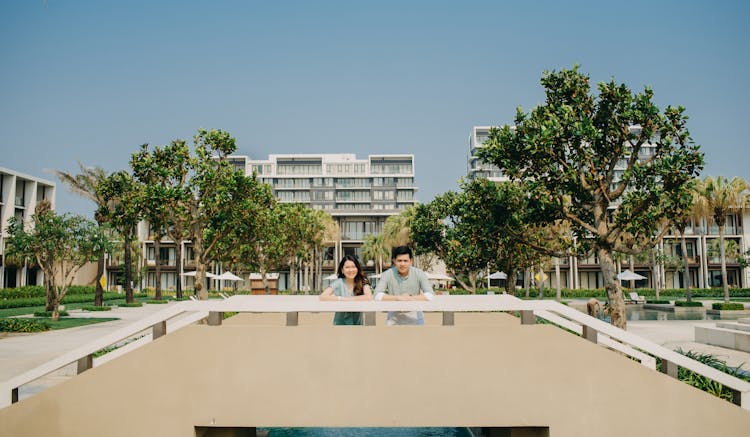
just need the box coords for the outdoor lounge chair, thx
[628,292,646,304]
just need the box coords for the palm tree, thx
[382,206,415,248]
[52,163,109,306]
[693,176,750,302]
[361,234,390,274]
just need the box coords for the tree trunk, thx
[154,237,163,300]
[124,230,134,304]
[680,231,692,302]
[95,253,105,306]
[193,234,208,300]
[554,258,561,301]
[505,268,517,295]
[524,268,530,298]
[720,225,729,302]
[651,250,660,300]
[175,241,183,299]
[289,261,297,294]
[537,265,544,299]
[599,248,627,329]
[45,276,54,312]
[629,255,635,290]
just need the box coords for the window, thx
[15,180,26,207]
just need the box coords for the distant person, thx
[374,245,435,325]
[319,255,372,325]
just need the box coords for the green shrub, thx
[118,302,143,308]
[675,349,750,401]
[712,302,745,311]
[81,305,112,311]
[145,299,169,304]
[646,300,671,304]
[33,310,69,317]
[0,318,50,332]
[675,301,704,307]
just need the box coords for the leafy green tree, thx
[53,163,110,306]
[361,233,390,275]
[478,66,704,328]
[6,201,110,320]
[187,129,275,299]
[96,171,143,303]
[694,176,750,302]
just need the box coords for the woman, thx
[319,255,372,325]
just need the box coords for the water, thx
[617,307,745,321]
[259,428,473,437]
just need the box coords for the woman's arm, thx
[319,286,337,301]
[348,284,373,301]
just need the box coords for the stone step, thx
[738,317,750,325]
[716,322,750,333]
[695,325,750,353]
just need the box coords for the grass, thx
[22,317,120,330]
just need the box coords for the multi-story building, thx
[467,126,508,183]
[135,154,419,291]
[467,126,750,290]
[0,167,56,288]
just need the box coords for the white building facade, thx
[0,167,56,288]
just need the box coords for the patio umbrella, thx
[216,271,243,281]
[180,271,216,278]
[488,271,508,280]
[323,273,339,281]
[426,272,455,281]
[616,270,646,281]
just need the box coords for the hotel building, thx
[0,167,56,288]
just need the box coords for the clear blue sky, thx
[2,0,748,217]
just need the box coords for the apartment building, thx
[135,154,418,291]
[0,167,56,288]
[467,126,750,290]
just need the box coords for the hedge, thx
[0,292,148,309]
[711,303,746,311]
[33,310,70,317]
[675,301,704,307]
[646,300,671,305]
[0,318,50,332]
[0,285,96,299]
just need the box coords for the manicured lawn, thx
[27,317,120,330]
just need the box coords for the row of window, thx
[254,164,414,177]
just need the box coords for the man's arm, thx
[417,269,435,300]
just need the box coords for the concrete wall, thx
[1,313,749,436]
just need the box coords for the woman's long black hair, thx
[336,255,369,296]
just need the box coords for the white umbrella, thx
[324,273,339,281]
[216,271,243,281]
[426,272,455,281]
[616,269,646,281]
[368,273,381,279]
[180,271,216,278]
[488,271,508,280]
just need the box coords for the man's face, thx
[394,254,412,276]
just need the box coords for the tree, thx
[185,129,275,299]
[382,206,416,249]
[96,171,143,303]
[52,163,110,306]
[361,233,390,275]
[6,201,110,320]
[693,176,750,302]
[478,66,704,328]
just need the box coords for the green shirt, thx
[330,278,363,325]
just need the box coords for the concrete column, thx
[152,321,167,339]
[582,325,598,343]
[208,312,223,326]
[660,359,678,378]
[520,310,535,325]
[364,312,375,326]
[286,312,298,326]
[77,355,93,374]
[442,311,454,326]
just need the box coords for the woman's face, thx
[342,260,359,280]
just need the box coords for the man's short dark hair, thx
[391,245,413,260]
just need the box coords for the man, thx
[373,245,435,325]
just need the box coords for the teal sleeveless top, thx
[330,278,363,325]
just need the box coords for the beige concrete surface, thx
[2,313,750,437]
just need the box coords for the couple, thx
[319,245,435,325]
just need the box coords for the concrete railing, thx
[2,294,749,411]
